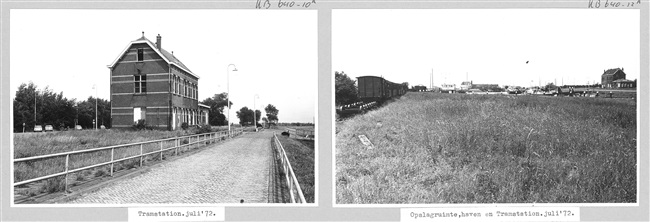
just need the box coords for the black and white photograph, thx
[10,9,316,205]
[334,9,639,204]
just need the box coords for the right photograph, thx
[333,9,639,204]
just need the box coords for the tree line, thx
[13,82,280,132]
[13,82,110,132]
[335,71,358,106]
[200,93,279,127]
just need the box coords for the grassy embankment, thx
[13,129,221,198]
[336,92,636,204]
[276,127,315,203]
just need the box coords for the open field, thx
[14,130,194,158]
[276,132,315,203]
[13,129,224,199]
[336,92,636,204]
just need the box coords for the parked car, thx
[44,125,54,132]
[34,125,43,132]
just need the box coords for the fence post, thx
[175,138,178,156]
[64,154,69,192]
[160,141,163,160]
[110,147,114,176]
[140,144,143,167]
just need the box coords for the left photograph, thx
[10,9,316,205]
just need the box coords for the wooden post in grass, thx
[110,147,114,176]
[64,154,69,192]
[160,141,163,160]
[140,144,143,167]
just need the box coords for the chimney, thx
[156,34,161,50]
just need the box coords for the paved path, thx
[67,131,273,204]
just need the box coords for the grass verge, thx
[13,128,227,200]
[276,134,315,203]
[336,92,636,204]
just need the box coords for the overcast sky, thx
[11,9,316,123]
[333,9,640,88]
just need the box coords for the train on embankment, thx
[337,76,408,118]
[356,76,409,102]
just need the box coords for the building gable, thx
[108,37,199,79]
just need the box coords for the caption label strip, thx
[255,0,316,9]
[128,207,225,222]
[401,207,579,222]
[588,0,641,8]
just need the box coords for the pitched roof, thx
[603,68,623,75]
[108,35,198,79]
[613,79,634,83]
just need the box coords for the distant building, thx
[460,81,472,91]
[108,33,209,130]
[440,84,456,93]
[601,68,628,88]
[612,79,636,88]
[472,84,500,91]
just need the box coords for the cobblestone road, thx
[67,131,273,204]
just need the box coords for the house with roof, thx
[601,68,634,88]
[108,33,209,130]
[460,81,472,91]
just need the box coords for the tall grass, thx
[336,92,636,204]
[13,129,220,198]
[277,135,315,203]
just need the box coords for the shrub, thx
[194,124,212,134]
[132,119,147,130]
[41,177,65,194]
[181,122,189,130]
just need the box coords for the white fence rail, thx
[271,133,306,203]
[13,129,244,190]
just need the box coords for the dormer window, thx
[137,48,144,61]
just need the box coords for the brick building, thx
[601,68,627,88]
[108,33,208,130]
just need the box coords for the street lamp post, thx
[253,94,259,132]
[226,64,238,136]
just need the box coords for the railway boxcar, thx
[357,76,407,102]
[357,76,386,102]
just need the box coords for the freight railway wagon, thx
[356,76,408,103]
